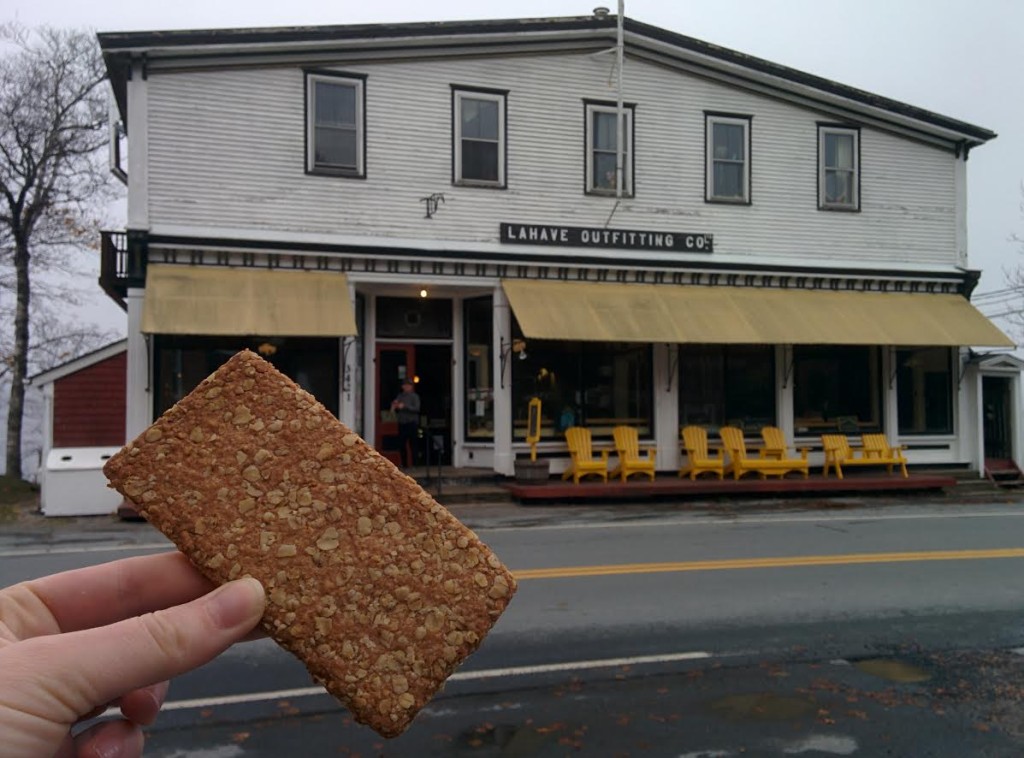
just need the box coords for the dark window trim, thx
[583,99,637,198]
[303,68,368,179]
[704,111,752,205]
[451,85,509,189]
[817,122,861,212]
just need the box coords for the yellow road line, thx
[513,548,1024,580]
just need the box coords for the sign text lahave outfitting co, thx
[500,223,713,253]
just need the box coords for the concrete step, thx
[419,484,514,506]
[951,478,1024,499]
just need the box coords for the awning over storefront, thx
[501,279,1013,347]
[141,264,358,336]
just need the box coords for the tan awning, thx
[501,279,1013,347]
[142,264,358,336]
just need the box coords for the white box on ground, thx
[42,447,122,517]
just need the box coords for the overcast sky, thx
[8,0,1023,340]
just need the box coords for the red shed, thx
[31,341,127,516]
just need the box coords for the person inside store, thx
[391,378,422,468]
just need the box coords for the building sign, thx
[500,222,713,253]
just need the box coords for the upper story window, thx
[585,101,634,196]
[819,125,859,210]
[453,87,506,187]
[305,71,365,177]
[706,113,751,203]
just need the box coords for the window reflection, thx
[510,333,652,440]
[793,345,881,433]
[678,345,775,433]
[154,336,339,418]
[897,347,953,435]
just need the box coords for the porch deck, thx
[502,471,957,502]
[403,464,960,504]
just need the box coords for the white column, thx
[961,354,984,477]
[492,286,514,476]
[339,281,358,430]
[125,288,151,439]
[954,154,968,267]
[126,62,149,230]
[451,296,465,466]
[883,347,899,444]
[653,343,678,471]
[363,294,377,452]
[777,345,795,439]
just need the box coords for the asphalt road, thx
[5,499,1024,755]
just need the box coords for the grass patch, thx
[0,475,37,505]
[0,475,37,523]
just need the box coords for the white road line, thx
[0,542,171,558]
[108,650,712,716]
[479,509,1024,533]
[448,650,711,680]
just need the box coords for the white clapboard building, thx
[97,12,1017,478]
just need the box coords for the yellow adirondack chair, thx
[562,426,610,484]
[719,426,809,480]
[760,426,810,462]
[759,426,787,459]
[821,434,858,479]
[610,426,656,482]
[821,434,908,478]
[679,425,725,480]
[861,434,909,477]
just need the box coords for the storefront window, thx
[510,332,652,441]
[793,345,881,434]
[678,345,775,433]
[897,347,953,435]
[464,296,494,440]
[154,336,339,418]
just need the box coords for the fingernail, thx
[92,721,144,758]
[206,577,265,629]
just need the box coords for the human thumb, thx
[2,576,265,745]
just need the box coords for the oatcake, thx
[103,350,516,737]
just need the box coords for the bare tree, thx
[1006,187,1024,339]
[0,23,114,479]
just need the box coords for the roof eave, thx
[99,14,995,148]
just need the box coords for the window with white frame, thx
[306,72,364,176]
[453,88,506,186]
[586,102,633,195]
[706,114,751,203]
[819,125,859,210]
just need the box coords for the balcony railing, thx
[99,230,146,310]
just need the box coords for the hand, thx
[0,552,266,757]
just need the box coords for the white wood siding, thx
[145,51,957,268]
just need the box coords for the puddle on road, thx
[707,693,816,722]
[853,658,931,683]
[454,722,564,755]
